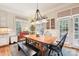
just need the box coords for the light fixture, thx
[31,3,48,25]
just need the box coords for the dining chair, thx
[48,33,68,56]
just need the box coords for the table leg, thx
[18,45,21,51]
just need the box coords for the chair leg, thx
[48,49,51,56]
[18,45,20,51]
[33,53,38,56]
[57,51,63,56]
[48,49,63,56]
[57,52,59,56]
[60,51,63,56]
[52,50,60,56]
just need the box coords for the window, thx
[59,17,69,38]
[16,19,28,35]
[73,15,79,39]
[46,20,50,29]
[36,23,45,35]
[72,15,79,47]
[16,21,21,35]
[51,18,55,29]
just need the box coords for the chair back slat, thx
[57,33,68,49]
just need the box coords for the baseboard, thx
[64,45,79,51]
[0,44,9,48]
[0,42,18,48]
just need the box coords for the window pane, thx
[74,17,79,39]
[59,18,68,38]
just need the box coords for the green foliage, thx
[30,25,35,34]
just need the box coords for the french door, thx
[58,16,70,44]
[73,14,79,47]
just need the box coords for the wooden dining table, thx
[24,35,56,44]
[23,34,57,55]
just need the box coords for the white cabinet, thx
[0,16,7,27]
[0,36,9,46]
[0,11,16,46]
[0,12,8,27]
[0,11,9,46]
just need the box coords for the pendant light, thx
[31,3,48,25]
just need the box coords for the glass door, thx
[58,16,70,44]
[59,17,68,38]
[73,15,79,47]
[16,21,21,35]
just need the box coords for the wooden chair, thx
[48,33,68,56]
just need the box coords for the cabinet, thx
[0,35,9,46]
[0,11,15,46]
[0,11,8,27]
[0,16,7,27]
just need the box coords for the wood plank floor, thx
[0,46,11,56]
[0,44,79,56]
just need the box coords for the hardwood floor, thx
[0,44,79,56]
[0,45,11,56]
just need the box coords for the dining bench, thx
[18,41,40,56]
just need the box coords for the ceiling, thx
[0,3,74,19]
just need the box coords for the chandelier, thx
[31,3,48,25]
